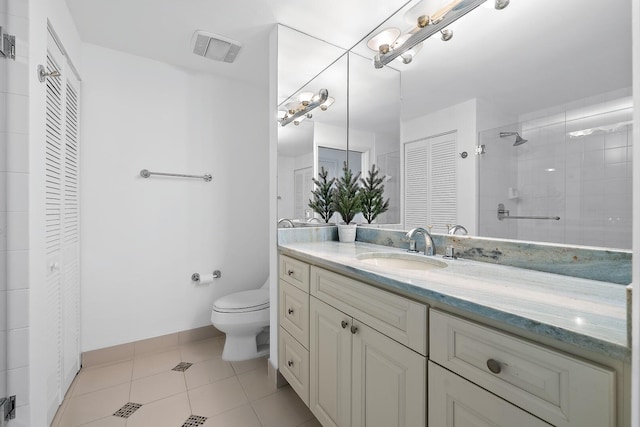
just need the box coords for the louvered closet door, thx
[404,132,457,232]
[45,29,81,424]
[45,39,64,423]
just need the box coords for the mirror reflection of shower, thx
[477,92,633,249]
[499,131,528,146]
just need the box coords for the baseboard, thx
[81,325,222,368]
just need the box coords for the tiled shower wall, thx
[0,0,30,424]
[478,103,633,250]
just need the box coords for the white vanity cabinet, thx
[278,255,311,405]
[309,266,427,427]
[278,255,427,427]
[429,361,552,426]
[429,309,617,427]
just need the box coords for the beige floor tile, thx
[180,338,223,363]
[130,370,187,404]
[201,404,262,427]
[131,348,182,380]
[231,357,265,375]
[188,376,248,418]
[59,383,130,427]
[251,386,315,427]
[125,392,192,427]
[237,359,277,401]
[184,357,235,390]
[78,415,127,426]
[72,360,133,397]
[297,419,322,427]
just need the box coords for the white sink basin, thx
[356,252,448,272]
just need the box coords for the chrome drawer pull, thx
[288,360,294,367]
[486,359,502,374]
[341,320,349,329]
[350,325,358,334]
[288,308,294,315]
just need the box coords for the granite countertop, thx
[278,240,629,361]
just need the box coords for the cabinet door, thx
[310,297,352,427]
[351,320,426,427]
[429,362,552,427]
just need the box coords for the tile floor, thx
[51,336,320,427]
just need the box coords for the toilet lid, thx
[213,289,270,312]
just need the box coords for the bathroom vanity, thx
[277,239,630,427]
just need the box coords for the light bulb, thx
[367,28,401,53]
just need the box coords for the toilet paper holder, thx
[191,270,222,282]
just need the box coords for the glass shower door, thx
[1,6,10,423]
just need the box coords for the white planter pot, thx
[338,224,357,243]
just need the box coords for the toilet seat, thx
[213,289,269,313]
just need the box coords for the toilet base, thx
[222,333,270,362]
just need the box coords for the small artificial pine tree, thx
[331,162,362,224]
[308,166,336,223]
[359,164,390,224]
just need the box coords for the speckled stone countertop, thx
[278,240,629,361]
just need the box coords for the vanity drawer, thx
[310,266,427,355]
[280,255,310,292]
[430,310,616,427]
[279,279,310,349]
[279,326,309,406]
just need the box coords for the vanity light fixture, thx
[370,0,509,69]
[278,88,331,127]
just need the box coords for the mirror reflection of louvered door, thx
[44,29,81,424]
[404,132,457,233]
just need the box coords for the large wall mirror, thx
[278,0,633,250]
[348,0,633,249]
[277,26,347,223]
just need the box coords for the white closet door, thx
[404,132,457,232]
[44,29,81,424]
[44,38,64,423]
[61,72,81,393]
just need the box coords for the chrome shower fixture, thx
[499,131,528,146]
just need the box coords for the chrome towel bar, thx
[140,169,212,182]
[497,203,560,221]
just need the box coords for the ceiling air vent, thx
[191,30,242,63]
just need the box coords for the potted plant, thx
[332,162,362,242]
[308,166,336,223]
[360,164,390,224]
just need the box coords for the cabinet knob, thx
[341,320,348,329]
[350,325,358,334]
[287,270,294,276]
[486,358,502,374]
[288,308,294,315]
[287,360,294,367]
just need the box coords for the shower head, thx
[499,131,528,146]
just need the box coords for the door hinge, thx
[1,395,17,423]
[475,144,486,155]
[0,26,16,60]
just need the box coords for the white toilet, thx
[211,278,270,361]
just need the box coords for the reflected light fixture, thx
[369,0,509,69]
[278,88,330,127]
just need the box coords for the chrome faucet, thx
[405,227,436,256]
[447,224,468,235]
[277,218,295,228]
[307,217,322,224]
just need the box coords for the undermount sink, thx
[355,252,448,272]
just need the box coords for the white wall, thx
[79,44,269,351]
